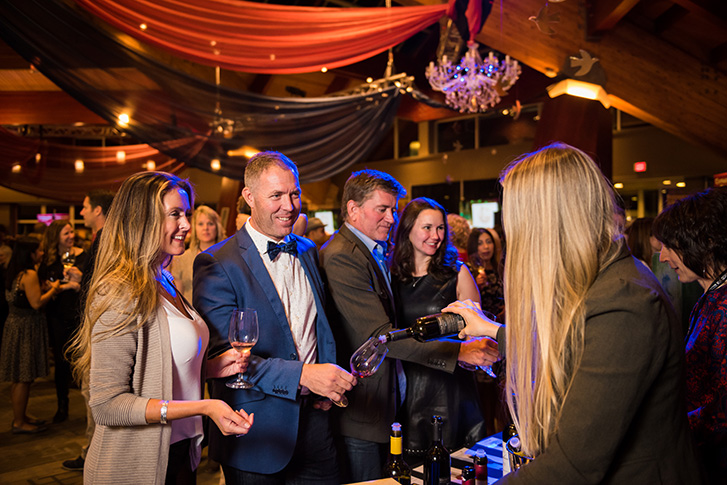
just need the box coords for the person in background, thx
[194,151,354,484]
[235,195,251,232]
[38,219,88,423]
[466,227,504,318]
[0,241,12,349]
[445,142,700,483]
[61,188,115,472]
[0,238,64,434]
[292,212,308,237]
[653,186,727,484]
[68,172,252,483]
[304,217,331,249]
[170,205,226,302]
[389,197,486,458]
[447,213,471,263]
[320,170,497,482]
[624,217,656,268]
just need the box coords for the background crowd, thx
[0,144,724,484]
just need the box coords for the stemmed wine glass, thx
[60,251,76,283]
[226,308,259,389]
[459,310,499,378]
[332,335,389,407]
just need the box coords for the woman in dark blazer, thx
[446,142,702,484]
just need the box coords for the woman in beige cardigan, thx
[69,172,254,484]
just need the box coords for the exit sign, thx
[633,161,647,173]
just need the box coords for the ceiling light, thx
[614,182,623,189]
[321,67,328,73]
[676,182,686,188]
[227,146,260,158]
[11,164,21,173]
[118,113,130,126]
[210,159,221,171]
[662,180,672,186]
[146,160,156,171]
[75,160,85,173]
[116,150,126,163]
[426,44,521,113]
[140,24,147,31]
[547,79,610,108]
[35,153,41,163]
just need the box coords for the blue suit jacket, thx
[193,226,336,474]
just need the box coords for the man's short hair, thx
[340,169,406,221]
[244,151,299,192]
[86,189,115,217]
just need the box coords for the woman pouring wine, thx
[444,143,701,483]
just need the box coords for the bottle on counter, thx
[383,312,465,343]
[384,422,412,485]
[461,465,475,485]
[424,415,451,485]
[474,448,488,485]
[502,423,518,475]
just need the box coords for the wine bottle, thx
[461,465,475,485]
[424,415,451,485]
[474,448,488,485]
[502,423,517,475]
[384,422,411,485]
[383,312,465,343]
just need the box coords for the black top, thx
[39,251,89,322]
[393,262,486,455]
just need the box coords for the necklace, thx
[411,275,426,287]
[707,267,727,293]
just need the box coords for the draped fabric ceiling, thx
[0,0,484,200]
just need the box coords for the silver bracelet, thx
[160,400,169,425]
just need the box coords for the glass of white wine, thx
[60,251,76,283]
[226,308,259,389]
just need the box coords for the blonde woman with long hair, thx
[445,143,701,483]
[69,172,253,484]
[170,205,226,302]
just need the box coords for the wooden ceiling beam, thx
[473,0,727,156]
[654,4,689,35]
[671,0,727,31]
[588,0,642,35]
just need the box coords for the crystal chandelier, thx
[426,43,521,113]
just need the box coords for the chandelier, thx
[426,43,521,113]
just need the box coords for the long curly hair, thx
[390,197,458,283]
[68,171,194,383]
[501,142,621,457]
[40,219,71,268]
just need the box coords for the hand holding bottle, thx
[441,299,501,340]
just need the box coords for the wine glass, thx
[459,310,499,378]
[226,308,259,389]
[332,335,389,407]
[60,251,76,283]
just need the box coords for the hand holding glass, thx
[331,335,389,407]
[226,308,259,389]
[61,251,76,283]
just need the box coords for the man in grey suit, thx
[320,169,497,482]
[194,152,356,484]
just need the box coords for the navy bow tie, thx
[267,239,297,260]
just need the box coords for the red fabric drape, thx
[0,126,188,202]
[73,0,449,74]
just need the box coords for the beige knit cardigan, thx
[84,303,175,484]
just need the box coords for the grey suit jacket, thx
[497,244,702,484]
[320,224,460,443]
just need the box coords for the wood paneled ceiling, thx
[0,0,725,157]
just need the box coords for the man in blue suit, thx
[194,151,356,484]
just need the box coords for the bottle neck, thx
[390,434,403,457]
[385,328,412,342]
